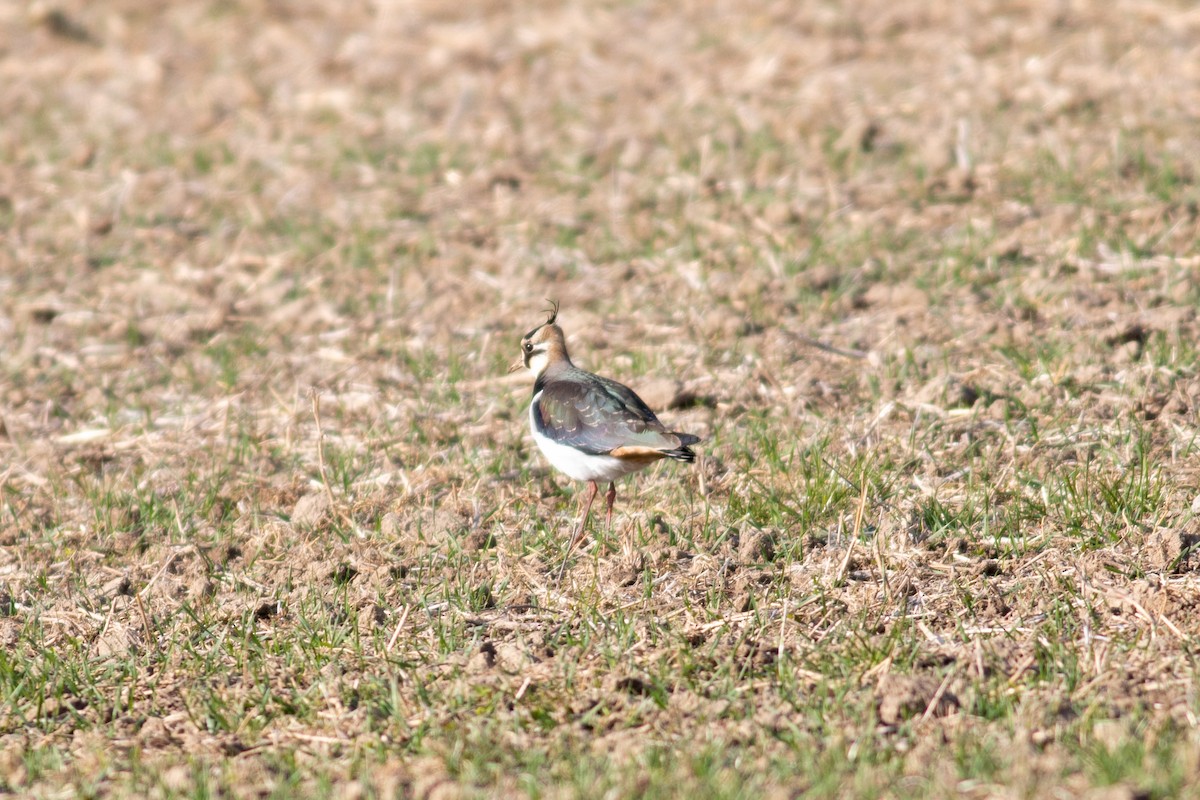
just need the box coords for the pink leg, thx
[557,481,598,583]
[605,482,616,528]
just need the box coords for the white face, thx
[522,341,551,375]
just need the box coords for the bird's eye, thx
[523,342,533,353]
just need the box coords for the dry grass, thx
[3,0,1200,797]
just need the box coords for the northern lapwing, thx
[509,302,701,579]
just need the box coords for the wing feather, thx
[534,374,684,455]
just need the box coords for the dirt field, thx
[3,0,1200,796]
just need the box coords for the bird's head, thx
[509,300,570,377]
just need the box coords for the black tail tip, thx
[665,446,697,463]
[665,433,700,462]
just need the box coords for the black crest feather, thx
[544,299,559,325]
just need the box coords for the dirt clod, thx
[877,675,960,725]
[1144,527,1200,573]
[738,529,776,564]
[468,641,499,672]
[292,493,331,529]
[610,676,656,697]
[254,601,280,620]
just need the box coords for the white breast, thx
[529,391,650,483]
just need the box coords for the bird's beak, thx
[507,358,524,374]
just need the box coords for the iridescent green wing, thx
[533,374,679,455]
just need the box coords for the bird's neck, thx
[532,355,573,394]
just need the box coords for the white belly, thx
[529,394,650,482]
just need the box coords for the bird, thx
[509,301,701,579]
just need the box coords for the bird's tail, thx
[664,433,701,463]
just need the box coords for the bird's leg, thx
[605,482,616,528]
[579,480,599,541]
[557,480,598,584]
